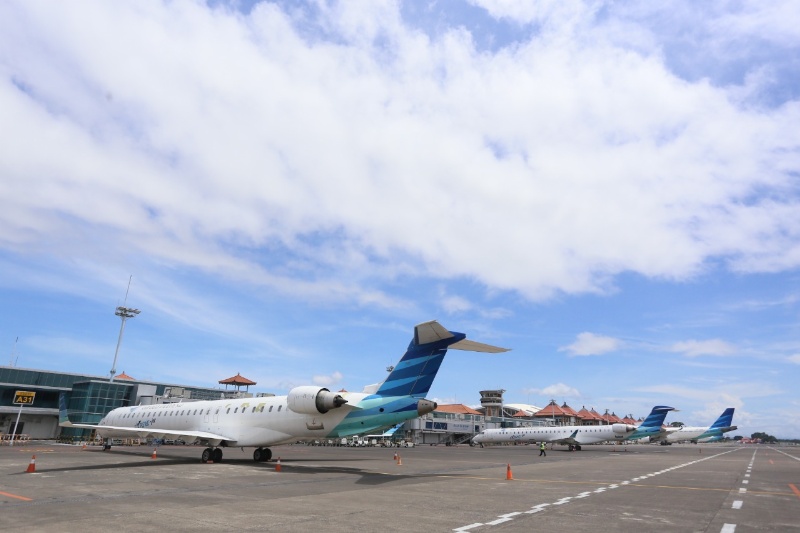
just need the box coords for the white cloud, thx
[788,354,800,365]
[560,332,622,356]
[670,339,736,357]
[524,382,581,398]
[0,0,797,310]
[312,371,343,387]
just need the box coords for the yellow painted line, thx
[0,490,32,502]
[790,484,800,499]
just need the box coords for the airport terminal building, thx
[0,366,244,442]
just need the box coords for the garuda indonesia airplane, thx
[662,407,737,444]
[472,405,674,451]
[60,320,508,463]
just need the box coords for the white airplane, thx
[59,320,508,463]
[663,408,737,444]
[472,405,673,451]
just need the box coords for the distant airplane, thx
[59,320,509,463]
[663,407,737,444]
[471,405,674,451]
[621,405,676,441]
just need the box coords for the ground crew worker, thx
[539,441,546,457]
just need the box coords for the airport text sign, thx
[13,391,35,405]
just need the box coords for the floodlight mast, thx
[109,306,139,382]
[109,276,139,382]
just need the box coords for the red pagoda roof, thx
[435,404,482,415]
[534,400,570,418]
[577,406,603,421]
[113,371,135,380]
[219,373,257,386]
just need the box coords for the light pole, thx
[109,305,139,382]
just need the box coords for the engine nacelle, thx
[612,423,637,434]
[287,386,347,415]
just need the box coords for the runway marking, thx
[742,480,748,484]
[721,524,736,533]
[0,490,32,502]
[739,488,747,494]
[790,484,800,499]
[771,448,800,462]
[732,500,742,509]
[452,447,741,531]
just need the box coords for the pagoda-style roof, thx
[219,373,257,390]
[577,406,604,424]
[621,414,637,425]
[113,371,135,380]
[560,402,581,419]
[534,400,570,418]
[435,404,482,415]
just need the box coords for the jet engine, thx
[612,423,637,434]
[287,386,348,415]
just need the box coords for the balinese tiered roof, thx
[602,411,623,424]
[219,373,257,390]
[534,400,573,421]
[113,371,135,380]
[435,404,482,415]
[577,406,604,424]
[560,402,581,420]
[621,414,638,425]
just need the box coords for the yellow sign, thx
[13,391,35,405]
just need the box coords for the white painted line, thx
[739,488,747,494]
[732,500,743,509]
[744,473,750,477]
[721,524,736,533]
[453,524,483,532]
[487,518,512,525]
[742,480,748,484]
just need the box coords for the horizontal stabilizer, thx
[449,339,510,353]
[414,320,455,345]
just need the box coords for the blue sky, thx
[1,1,798,438]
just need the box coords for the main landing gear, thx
[567,444,582,451]
[201,447,224,463]
[252,447,272,462]
[200,447,274,463]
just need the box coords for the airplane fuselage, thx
[94,391,418,447]
[473,423,635,446]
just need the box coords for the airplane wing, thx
[552,429,580,446]
[59,420,234,443]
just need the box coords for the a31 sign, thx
[13,391,35,405]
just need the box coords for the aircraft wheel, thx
[253,448,263,462]
[263,448,272,461]
[576,445,582,451]
[201,448,212,463]
[212,448,223,463]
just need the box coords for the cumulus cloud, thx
[524,382,581,398]
[0,0,798,310]
[670,339,736,357]
[312,371,343,387]
[560,332,622,356]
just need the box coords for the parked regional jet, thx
[60,320,508,463]
[471,406,674,451]
[663,408,737,444]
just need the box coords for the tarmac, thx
[1,442,798,532]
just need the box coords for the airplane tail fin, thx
[710,408,735,429]
[58,393,73,427]
[374,320,509,398]
[638,406,675,428]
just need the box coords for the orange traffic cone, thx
[26,455,36,473]
[393,452,398,461]
[275,457,282,472]
[396,454,402,466]
[82,443,87,450]
[506,463,513,480]
[151,448,157,460]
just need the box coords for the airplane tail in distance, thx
[710,408,735,429]
[638,405,675,428]
[58,393,73,427]
[375,320,509,398]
